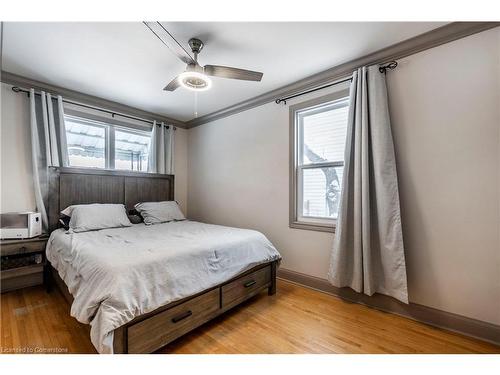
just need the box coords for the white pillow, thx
[61,204,132,233]
[134,201,185,225]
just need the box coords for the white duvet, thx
[46,220,281,353]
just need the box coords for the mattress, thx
[46,220,281,353]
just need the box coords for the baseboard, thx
[277,268,500,346]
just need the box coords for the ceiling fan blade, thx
[163,77,180,91]
[143,21,195,65]
[204,65,263,82]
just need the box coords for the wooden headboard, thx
[48,167,175,232]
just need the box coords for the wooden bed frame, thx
[47,167,278,354]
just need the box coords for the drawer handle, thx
[20,246,27,252]
[244,280,256,288]
[171,310,192,323]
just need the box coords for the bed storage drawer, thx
[127,288,220,353]
[221,265,271,310]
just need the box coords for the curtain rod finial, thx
[379,61,398,74]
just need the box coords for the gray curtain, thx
[148,121,174,174]
[29,89,69,232]
[327,66,409,304]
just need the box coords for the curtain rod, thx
[11,86,177,130]
[275,61,398,105]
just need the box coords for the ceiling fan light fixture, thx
[144,23,263,92]
[178,71,212,92]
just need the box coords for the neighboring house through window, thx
[289,89,349,232]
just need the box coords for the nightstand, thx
[0,235,49,293]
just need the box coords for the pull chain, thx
[194,92,198,118]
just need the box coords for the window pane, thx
[301,101,348,165]
[114,129,150,172]
[65,119,106,168]
[302,166,344,219]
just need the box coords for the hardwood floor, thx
[1,283,95,353]
[1,280,498,354]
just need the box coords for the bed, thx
[46,167,281,354]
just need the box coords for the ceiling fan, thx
[144,21,264,92]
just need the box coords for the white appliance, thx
[0,212,42,239]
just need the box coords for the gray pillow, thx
[134,201,185,225]
[61,204,132,233]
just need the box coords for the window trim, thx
[289,89,350,233]
[65,108,152,133]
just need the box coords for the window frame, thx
[289,89,350,233]
[64,110,151,173]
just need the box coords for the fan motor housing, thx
[188,38,204,54]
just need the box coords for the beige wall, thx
[188,83,348,278]
[187,28,500,325]
[0,82,189,214]
[0,83,35,212]
[173,125,188,213]
[1,82,36,212]
[387,28,500,325]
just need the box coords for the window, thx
[65,115,150,172]
[290,90,349,232]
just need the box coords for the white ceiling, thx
[2,22,447,122]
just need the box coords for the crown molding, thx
[0,71,188,129]
[187,22,500,128]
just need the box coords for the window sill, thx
[289,221,336,233]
